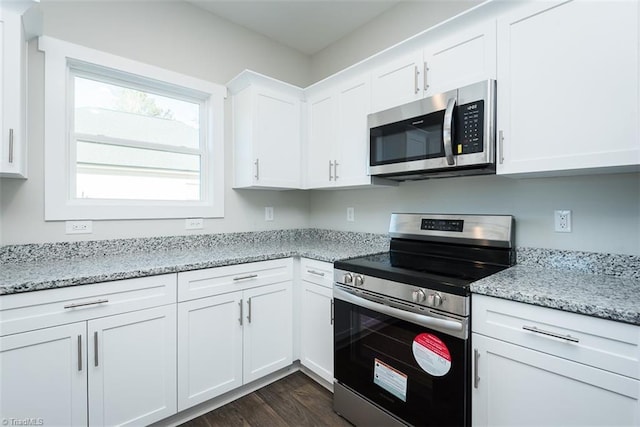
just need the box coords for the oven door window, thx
[334,299,469,427]
[370,110,446,166]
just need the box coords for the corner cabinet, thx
[0,3,34,178]
[0,274,178,426]
[228,70,303,189]
[471,294,640,426]
[496,0,640,176]
[176,259,293,411]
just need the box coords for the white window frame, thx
[39,36,226,220]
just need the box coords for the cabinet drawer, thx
[0,274,177,336]
[177,258,293,302]
[300,258,333,289]
[472,294,640,379]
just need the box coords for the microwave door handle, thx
[443,97,456,166]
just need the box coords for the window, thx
[40,37,226,220]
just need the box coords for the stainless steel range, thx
[333,213,515,427]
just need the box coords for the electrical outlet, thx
[554,210,572,233]
[265,207,274,221]
[185,218,204,230]
[347,207,355,222]
[65,220,93,234]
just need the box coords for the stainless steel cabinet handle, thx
[233,274,258,281]
[8,129,14,164]
[64,299,109,309]
[78,335,83,372]
[473,349,480,388]
[414,65,420,94]
[307,269,325,277]
[423,62,429,92]
[247,298,252,324]
[238,299,243,326]
[330,299,334,325]
[94,331,99,367]
[443,97,456,166]
[329,160,334,181]
[334,160,339,180]
[498,130,504,164]
[254,159,260,180]
[522,325,579,343]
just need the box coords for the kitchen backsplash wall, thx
[308,173,640,256]
[0,1,312,245]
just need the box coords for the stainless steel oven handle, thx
[334,287,463,333]
[443,97,456,166]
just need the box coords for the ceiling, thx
[186,0,402,55]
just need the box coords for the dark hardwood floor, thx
[179,372,352,427]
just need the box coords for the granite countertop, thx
[0,230,390,296]
[471,250,640,326]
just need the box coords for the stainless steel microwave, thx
[368,80,496,181]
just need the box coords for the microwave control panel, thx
[457,100,484,155]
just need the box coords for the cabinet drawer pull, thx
[414,65,420,94]
[94,331,99,367]
[64,299,109,309]
[8,128,14,164]
[254,158,260,180]
[473,349,480,389]
[498,130,504,164]
[78,335,83,372]
[423,62,429,92]
[522,325,579,343]
[334,160,339,180]
[247,298,252,324]
[307,269,325,277]
[329,160,334,181]
[239,299,243,326]
[233,274,258,281]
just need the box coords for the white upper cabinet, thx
[370,52,424,113]
[370,21,496,114]
[496,0,640,176]
[228,70,303,189]
[0,4,32,178]
[423,21,496,97]
[305,73,394,189]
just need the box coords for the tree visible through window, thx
[72,74,204,201]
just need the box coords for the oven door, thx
[334,288,470,427]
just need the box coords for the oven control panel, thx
[421,218,464,232]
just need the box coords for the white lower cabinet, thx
[177,260,293,411]
[0,323,88,426]
[0,275,178,427]
[299,258,334,383]
[472,294,640,427]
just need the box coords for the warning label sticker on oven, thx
[412,333,452,376]
[373,358,408,402]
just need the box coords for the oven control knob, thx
[343,273,353,284]
[412,289,426,303]
[354,275,365,287]
[428,292,444,307]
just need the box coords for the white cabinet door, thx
[371,52,423,113]
[472,333,640,427]
[253,89,302,188]
[243,282,293,383]
[177,292,243,410]
[335,75,372,187]
[306,90,336,188]
[0,6,27,178]
[0,323,88,426]
[88,305,177,427]
[300,281,333,384]
[496,0,640,176]
[423,21,496,97]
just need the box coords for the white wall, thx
[0,1,311,245]
[310,0,482,82]
[309,174,640,255]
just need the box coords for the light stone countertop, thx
[2,230,639,326]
